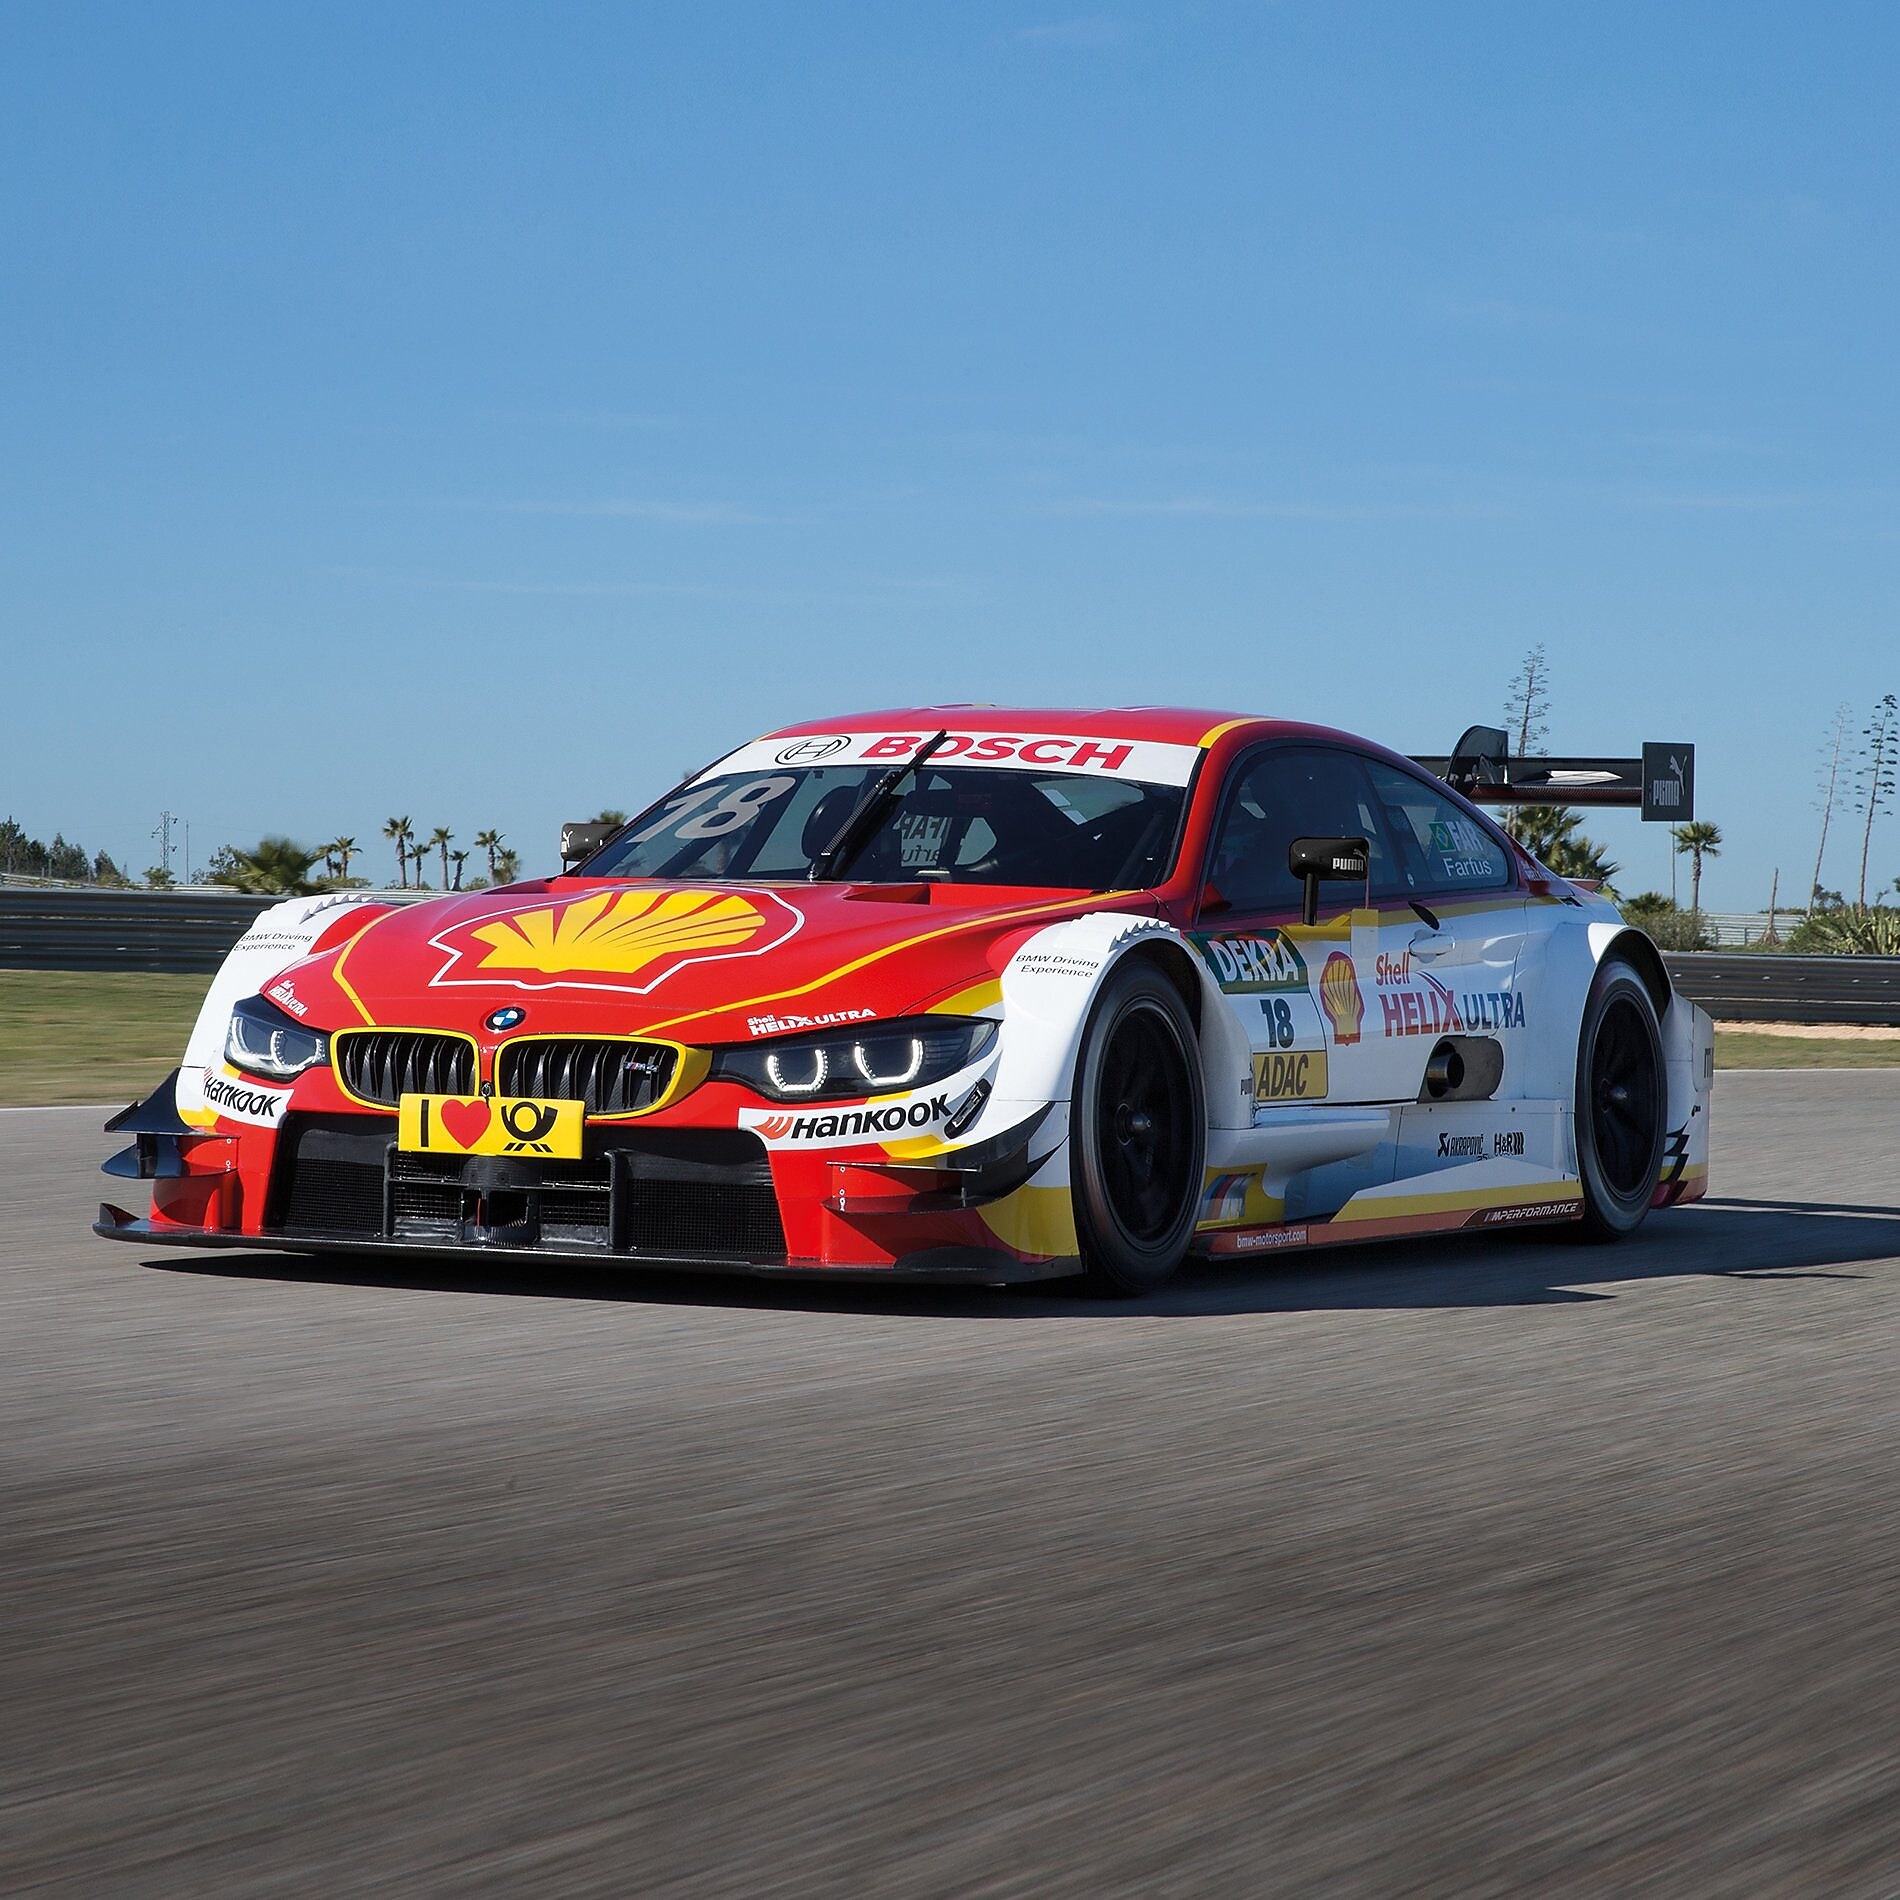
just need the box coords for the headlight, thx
[715,1016,997,1104]
[225,993,331,1081]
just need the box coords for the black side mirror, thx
[560,820,620,868]
[1288,835,1370,927]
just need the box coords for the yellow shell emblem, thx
[471,889,768,977]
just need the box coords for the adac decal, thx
[752,1094,952,1144]
[1194,930,1308,995]
[428,887,802,994]
[203,1067,290,1127]
[1319,953,1364,1045]
[1253,1048,1329,1103]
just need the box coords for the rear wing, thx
[1412,726,1695,822]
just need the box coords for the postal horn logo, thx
[430,888,802,993]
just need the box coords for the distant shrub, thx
[1784,907,1900,956]
[1617,893,1712,951]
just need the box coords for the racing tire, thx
[1571,958,1666,1241]
[1070,960,1206,1296]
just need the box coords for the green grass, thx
[0,969,211,1107]
[1716,1029,1900,1069]
[2,969,1896,1106]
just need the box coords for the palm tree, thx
[384,816,413,889]
[223,837,325,896]
[428,826,454,890]
[1672,821,1723,921]
[1510,804,1620,892]
[333,836,358,882]
[409,840,433,888]
[494,846,521,884]
[473,828,503,881]
[449,848,469,890]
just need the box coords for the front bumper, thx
[97,1075,1076,1284]
[91,1202,1071,1284]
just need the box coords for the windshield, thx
[587,765,1187,889]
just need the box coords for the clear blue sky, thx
[4,1,1896,907]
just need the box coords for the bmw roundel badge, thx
[485,1005,527,1032]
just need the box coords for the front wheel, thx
[1573,959,1666,1240]
[1069,960,1206,1296]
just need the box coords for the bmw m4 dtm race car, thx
[97,708,1712,1295]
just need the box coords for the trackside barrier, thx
[4,891,1899,1019]
[1662,953,1900,1027]
[0,888,423,975]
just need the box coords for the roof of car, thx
[762,707,1279,749]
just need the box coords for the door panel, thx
[1198,743,1533,1108]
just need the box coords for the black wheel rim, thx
[1591,995,1661,1198]
[1095,1003,1194,1244]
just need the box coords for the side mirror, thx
[560,820,620,868]
[1288,835,1370,927]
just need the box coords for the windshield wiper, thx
[808,729,951,881]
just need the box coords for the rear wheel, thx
[1573,960,1666,1239]
[1070,961,1205,1296]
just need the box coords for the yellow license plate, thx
[396,1094,585,1159]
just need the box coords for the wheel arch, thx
[1594,924,1672,1018]
[981,912,1250,1124]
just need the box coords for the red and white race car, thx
[98,707,1711,1294]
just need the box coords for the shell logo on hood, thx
[429,887,803,994]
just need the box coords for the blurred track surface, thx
[4,1074,1899,1896]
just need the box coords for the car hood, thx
[270,878,1145,1044]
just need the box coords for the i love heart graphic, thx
[440,1098,493,1148]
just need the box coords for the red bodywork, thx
[122,706,1373,1277]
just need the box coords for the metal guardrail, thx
[0,888,422,975]
[1663,952,1900,1026]
[5,891,1900,1023]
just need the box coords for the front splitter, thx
[92,1206,1077,1286]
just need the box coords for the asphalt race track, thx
[4,1075,1899,1897]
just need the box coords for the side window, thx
[1360,761,1514,893]
[1204,746,1399,914]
